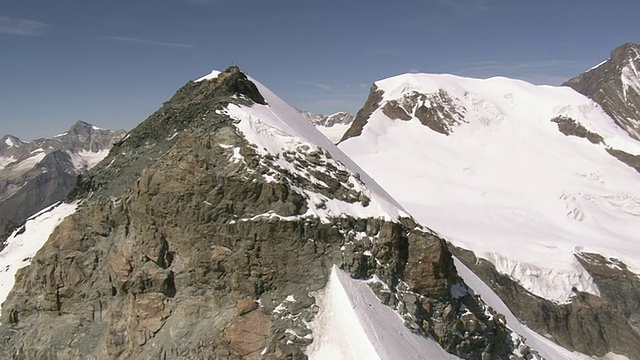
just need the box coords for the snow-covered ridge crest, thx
[197,69,409,222]
[374,72,640,153]
[307,265,460,359]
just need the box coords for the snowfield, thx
[339,73,640,303]
[307,265,460,360]
[0,202,77,313]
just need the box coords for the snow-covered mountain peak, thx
[340,70,640,303]
[366,72,638,148]
[1,135,24,149]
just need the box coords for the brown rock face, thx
[224,311,270,360]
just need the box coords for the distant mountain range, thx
[0,121,125,237]
[299,110,354,143]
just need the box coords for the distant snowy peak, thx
[0,121,125,235]
[300,110,354,143]
[564,42,640,140]
[1,135,25,150]
[302,111,354,127]
[0,120,126,166]
[344,72,640,155]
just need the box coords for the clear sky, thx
[2,0,639,139]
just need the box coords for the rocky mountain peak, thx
[300,110,355,143]
[0,135,24,151]
[611,41,640,63]
[563,41,640,140]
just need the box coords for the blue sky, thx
[1,0,639,139]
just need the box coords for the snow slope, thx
[314,123,352,144]
[0,202,77,312]
[340,73,640,303]
[307,265,460,360]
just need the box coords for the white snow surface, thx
[0,156,16,170]
[67,149,111,172]
[340,73,640,303]
[306,265,459,360]
[0,202,77,313]
[315,123,351,144]
[196,69,408,222]
[9,152,47,173]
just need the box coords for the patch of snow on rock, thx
[0,202,77,313]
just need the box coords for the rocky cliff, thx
[0,67,535,359]
[564,42,640,140]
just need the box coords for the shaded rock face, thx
[450,245,640,359]
[339,86,466,143]
[382,90,466,135]
[0,67,531,359]
[606,148,640,174]
[339,85,384,142]
[0,151,77,232]
[550,115,604,144]
[0,122,126,236]
[564,42,640,140]
[575,252,640,336]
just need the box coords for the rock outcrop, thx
[564,42,640,140]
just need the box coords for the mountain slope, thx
[0,121,126,236]
[339,72,640,358]
[564,42,640,140]
[0,67,535,359]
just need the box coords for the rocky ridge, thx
[0,67,536,359]
[564,42,640,140]
[0,121,126,238]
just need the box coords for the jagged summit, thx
[564,42,640,140]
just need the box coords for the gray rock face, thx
[340,85,384,142]
[0,67,535,359]
[450,245,640,359]
[0,121,126,236]
[564,42,640,140]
